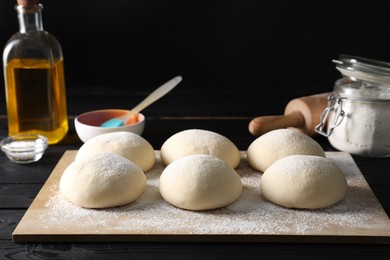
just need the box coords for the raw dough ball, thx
[260,155,348,209]
[60,153,146,208]
[159,154,242,211]
[76,131,155,172]
[247,129,325,172]
[160,129,240,168]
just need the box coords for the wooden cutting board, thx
[12,151,390,243]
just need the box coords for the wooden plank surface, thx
[12,151,390,243]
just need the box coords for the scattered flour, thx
[37,152,385,236]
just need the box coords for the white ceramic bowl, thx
[74,109,145,143]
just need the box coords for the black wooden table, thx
[1,87,390,259]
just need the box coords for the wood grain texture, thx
[12,151,390,243]
[0,184,42,208]
[2,241,390,260]
[0,210,25,240]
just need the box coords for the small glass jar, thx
[1,134,48,163]
[316,55,390,157]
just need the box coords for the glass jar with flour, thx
[316,55,390,157]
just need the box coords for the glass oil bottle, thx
[3,0,68,144]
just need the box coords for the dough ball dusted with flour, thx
[76,131,155,172]
[247,129,325,172]
[159,154,242,211]
[60,153,146,208]
[260,155,348,209]
[160,129,240,168]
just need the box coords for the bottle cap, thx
[17,0,40,6]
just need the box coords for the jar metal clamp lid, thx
[315,54,390,137]
[315,95,345,137]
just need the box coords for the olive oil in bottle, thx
[3,0,68,144]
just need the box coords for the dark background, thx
[1,0,390,112]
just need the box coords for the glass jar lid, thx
[333,54,390,101]
[334,54,390,84]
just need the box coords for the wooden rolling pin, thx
[248,92,331,136]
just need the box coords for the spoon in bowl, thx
[100,75,183,127]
